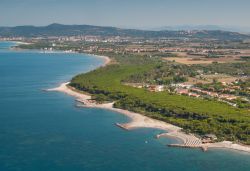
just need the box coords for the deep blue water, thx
[0,41,249,171]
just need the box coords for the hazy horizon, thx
[1,0,250,30]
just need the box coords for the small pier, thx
[167,144,208,152]
[115,123,129,130]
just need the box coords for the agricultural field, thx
[164,56,243,65]
[164,57,219,64]
[185,74,239,84]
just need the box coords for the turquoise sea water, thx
[0,41,249,171]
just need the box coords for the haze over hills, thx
[149,25,250,33]
[0,23,250,40]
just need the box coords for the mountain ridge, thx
[0,23,249,40]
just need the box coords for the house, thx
[188,93,200,98]
[219,94,237,101]
[202,134,217,143]
[157,85,165,92]
[148,85,165,92]
[176,89,189,95]
[148,85,157,92]
[190,87,202,93]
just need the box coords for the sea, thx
[0,41,249,171]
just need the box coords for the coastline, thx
[14,41,31,45]
[47,54,250,154]
[87,54,111,67]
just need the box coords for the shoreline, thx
[46,54,250,153]
[87,54,111,67]
[47,82,250,153]
[4,41,249,153]
[13,41,31,45]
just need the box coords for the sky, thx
[1,0,250,29]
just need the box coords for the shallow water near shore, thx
[0,41,249,171]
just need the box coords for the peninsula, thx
[47,54,250,153]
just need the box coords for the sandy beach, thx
[87,54,111,67]
[14,41,32,45]
[47,82,250,153]
[47,54,250,153]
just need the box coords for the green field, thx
[70,60,250,144]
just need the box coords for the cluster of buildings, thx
[124,80,240,106]
[147,85,165,92]
[173,83,240,106]
[126,81,242,107]
[124,83,165,92]
[176,89,201,98]
[55,35,132,43]
[0,37,25,41]
[124,47,158,53]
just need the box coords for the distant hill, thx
[0,23,249,40]
[151,25,250,33]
